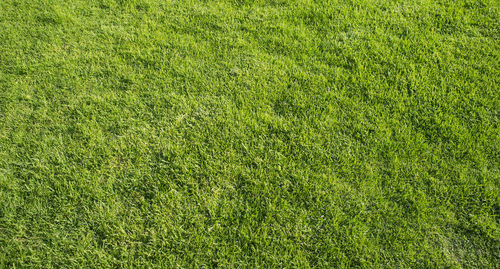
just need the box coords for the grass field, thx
[0,0,499,267]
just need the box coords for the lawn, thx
[0,0,499,267]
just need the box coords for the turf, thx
[0,0,499,267]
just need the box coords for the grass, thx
[0,0,499,267]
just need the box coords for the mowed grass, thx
[0,0,499,267]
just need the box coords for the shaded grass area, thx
[0,0,499,267]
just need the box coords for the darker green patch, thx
[36,14,61,25]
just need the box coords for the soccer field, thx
[0,0,498,267]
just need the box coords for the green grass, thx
[0,0,499,267]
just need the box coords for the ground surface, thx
[0,0,499,267]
